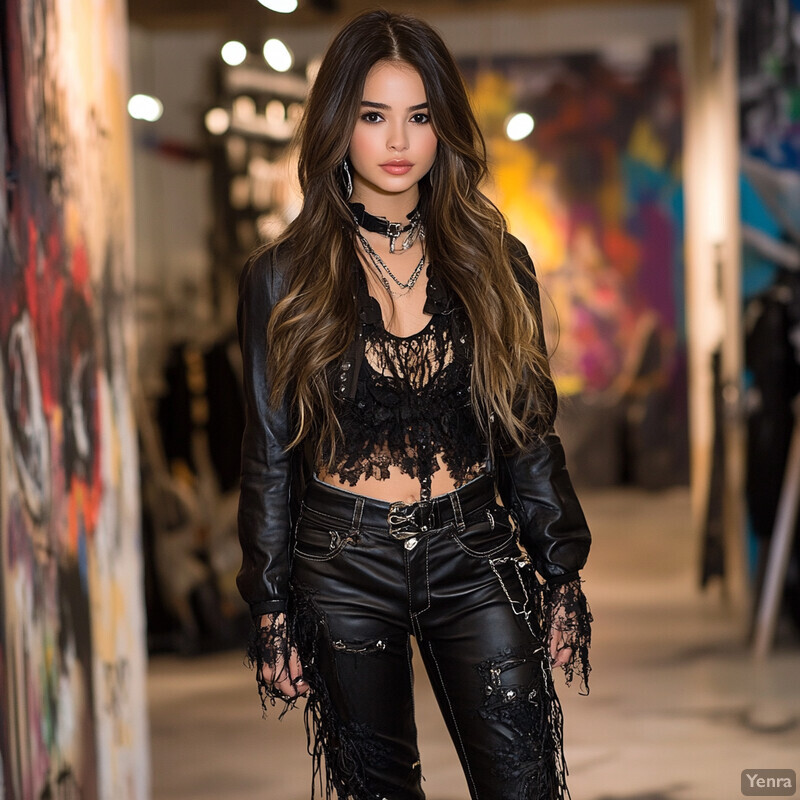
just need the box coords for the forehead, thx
[362,61,427,98]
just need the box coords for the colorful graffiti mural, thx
[0,1,147,798]
[740,0,800,173]
[462,48,684,399]
[739,0,800,286]
[459,47,686,485]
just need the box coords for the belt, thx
[304,473,496,541]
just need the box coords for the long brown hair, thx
[265,9,554,464]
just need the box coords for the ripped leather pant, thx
[289,473,570,800]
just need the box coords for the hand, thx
[543,577,592,690]
[547,582,576,668]
[548,626,574,668]
[257,613,310,699]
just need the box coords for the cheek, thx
[418,130,438,167]
[348,128,375,164]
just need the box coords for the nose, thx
[387,121,409,152]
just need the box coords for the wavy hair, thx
[264,9,555,465]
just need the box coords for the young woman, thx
[237,10,592,800]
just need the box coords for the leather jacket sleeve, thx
[236,248,294,618]
[497,236,591,584]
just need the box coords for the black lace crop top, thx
[320,265,488,496]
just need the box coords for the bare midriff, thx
[317,451,470,504]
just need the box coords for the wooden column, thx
[682,0,748,615]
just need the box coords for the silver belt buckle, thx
[388,501,418,539]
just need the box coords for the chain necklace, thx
[349,202,423,254]
[356,229,426,297]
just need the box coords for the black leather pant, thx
[290,473,569,800]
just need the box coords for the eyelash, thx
[360,112,430,125]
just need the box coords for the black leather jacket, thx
[237,237,591,619]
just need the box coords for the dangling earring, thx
[341,158,353,200]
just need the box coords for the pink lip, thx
[380,161,413,175]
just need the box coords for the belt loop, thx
[350,496,365,537]
[449,488,465,532]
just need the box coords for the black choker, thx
[348,202,423,254]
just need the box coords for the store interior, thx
[1,0,800,798]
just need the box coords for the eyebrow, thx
[361,101,429,112]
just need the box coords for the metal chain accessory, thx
[356,228,426,297]
[349,203,423,254]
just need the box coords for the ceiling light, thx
[256,0,298,13]
[205,108,231,135]
[221,41,247,66]
[128,94,163,122]
[505,112,534,142]
[263,39,293,73]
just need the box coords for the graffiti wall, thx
[0,1,148,798]
[739,0,800,289]
[740,0,800,173]
[464,47,684,395]
[463,47,687,485]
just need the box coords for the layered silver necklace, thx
[349,202,423,253]
[355,228,426,297]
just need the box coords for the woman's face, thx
[348,60,438,207]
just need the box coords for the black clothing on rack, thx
[158,337,245,493]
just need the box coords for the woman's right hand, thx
[258,613,309,698]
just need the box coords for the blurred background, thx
[1,0,800,798]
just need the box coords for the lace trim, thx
[363,312,452,389]
[488,558,593,695]
[476,645,570,800]
[323,311,486,488]
[247,588,381,799]
[543,578,592,694]
[247,613,301,713]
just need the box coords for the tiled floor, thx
[148,487,800,799]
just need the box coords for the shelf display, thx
[207,57,307,277]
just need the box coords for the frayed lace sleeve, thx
[246,613,300,715]
[543,577,592,694]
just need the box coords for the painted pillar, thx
[682,0,747,611]
[0,0,149,797]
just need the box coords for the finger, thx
[552,646,573,668]
[260,659,283,686]
[265,654,300,698]
[273,673,303,699]
[288,650,310,696]
[260,651,289,687]
[262,654,308,698]
[288,649,303,679]
[549,628,563,661]
[291,678,310,696]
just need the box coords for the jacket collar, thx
[354,259,453,324]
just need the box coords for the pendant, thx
[387,222,403,254]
